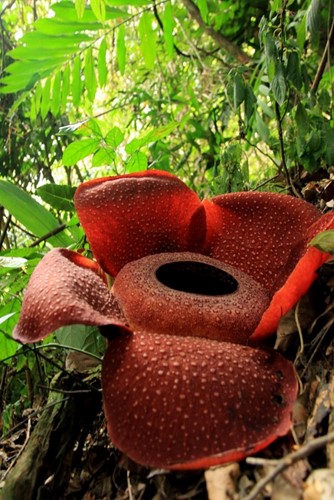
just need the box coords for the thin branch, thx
[311,18,334,94]
[275,102,301,198]
[244,431,334,500]
[29,223,67,247]
[181,0,250,64]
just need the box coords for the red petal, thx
[102,331,297,470]
[203,192,322,294]
[251,211,334,341]
[13,249,128,343]
[74,171,206,276]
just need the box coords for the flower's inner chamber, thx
[156,261,238,296]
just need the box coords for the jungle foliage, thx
[0,0,333,444]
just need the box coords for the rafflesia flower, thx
[13,170,334,470]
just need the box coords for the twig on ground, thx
[244,432,334,500]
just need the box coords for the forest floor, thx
[1,267,334,499]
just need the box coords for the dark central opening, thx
[156,261,238,296]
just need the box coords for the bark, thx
[2,373,101,500]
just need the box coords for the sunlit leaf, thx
[92,147,116,166]
[125,151,148,172]
[51,71,62,116]
[84,47,97,102]
[75,0,86,18]
[138,12,156,70]
[105,126,124,148]
[98,38,108,87]
[41,77,51,119]
[91,0,106,22]
[72,55,82,107]
[117,23,126,74]
[163,3,174,58]
[62,138,100,166]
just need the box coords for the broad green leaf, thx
[91,0,106,22]
[310,230,334,254]
[98,38,108,86]
[324,127,334,165]
[75,0,86,18]
[92,147,116,166]
[51,71,62,116]
[37,184,76,212]
[84,47,97,102]
[62,138,100,166]
[125,122,178,154]
[0,180,72,247]
[271,62,286,106]
[138,12,156,70]
[163,3,174,58]
[125,151,148,173]
[117,23,126,74]
[55,324,105,356]
[72,55,82,107]
[105,126,124,148]
[41,77,51,119]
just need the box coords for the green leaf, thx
[61,64,71,111]
[55,324,105,356]
[233,73,245,110]
[198,0,208,22]
[62,138,100,166]
[125,121,178,154]
[297,12,307,50]
[92,147,116,166]
[309,230,334,254]
[40,77,51,119]
[51,71,62,116]
[117,23,126,74]
[244,85,257,123]
[0,300,21,362]
[35,19,103,35]
[72,55,82,107]
[98,38,107,87]
[162,3,174,58]
[17,31,91,49]
[286,51,302,90]
[138,12,156,70]
[8,46,75,60]
[125,151,148,173]
[0,180,72,247]
[105,126,124,148]
[271,62,286,106]
[75,0,86,18]
[91,0,106,22]
[84,47,97,102]
[37,184,76,212]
